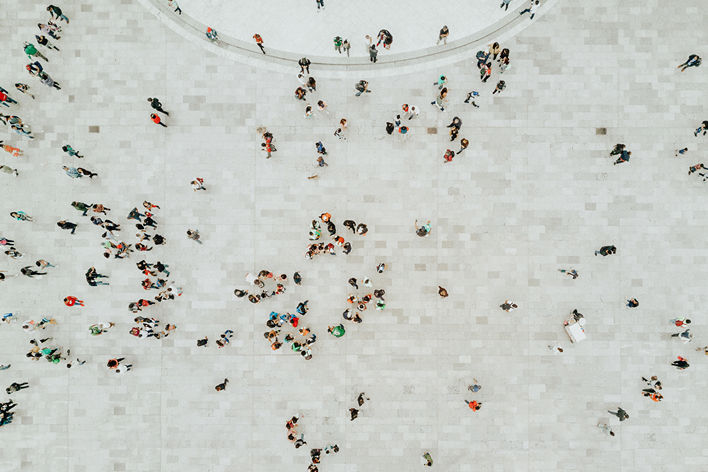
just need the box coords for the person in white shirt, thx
[519,0,539,19]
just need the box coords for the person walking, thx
[458,138,469,154]
[431,87,448,111]
[437,25,449,45]
[334,36,343,53]
[5,382,29,394]
[35,35,60,51]
[464,90,480,107]
[671,356,689,369]
[492,80,506,94]
[316,0,324,10]
[0,89,18,108]
[14,83,34,99]
[253,34,266,54]
[519,0,540,19]
[148,98,169,115]
[24,42,48,62]
[500,0,513,10]
[613,149,631,165]
[150,113,167,127]
[677,54,701,72]
[62,145,83,158]
[47,5,70,23]
[342,39,351,56]
[64,296,85,307]
[215,378,229,391]
[187,229,203,244]
[607,407,629,421]
[57,220,78,234]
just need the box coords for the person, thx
[438,286,449,297]
[465,400,482,411]
[354,80,371,96]
[14,83,34,99]
[414,219,431,237]
[298,57,311,74]
[342,39,350,56]
[431,87,447,111]
[671,329,693,343]
[519,0,540,19]
[595,245,616,256]
[500,0,513,10]
[671,356,689,369]
[151,113,167,127]
[626,298,639,308]
[47,5,70,23]
[24,42,49,62]
[493,80,506,94]
[422,452,433,466]
[148,97,169,115]
[677,54,701,71]
[57,220,78,234]
[334,36,343,53]
[464,90,480,107]
[328,324,345,337]
[369,44,377,63]
[443,149,455,163]
[437,25,449,45]
[500,300,518,311]
[597,423,615,437]
[613,149,631,165]
[253,33,265,54]
[62,145,83,158]
[468,379,482,392]
[187,229,203,244]
[215,378,229,391]
[316,0,324,10]
[206,27,218,41]
[607,407,629,421]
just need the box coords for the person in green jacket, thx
[328,324,345,337]
[24,43,48,62]
[333,36,343,53]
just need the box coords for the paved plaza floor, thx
[0,1,707,471]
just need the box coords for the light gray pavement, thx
[0,1,707,472]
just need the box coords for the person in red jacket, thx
[64,296,84,306]
[150,113,166,127]
[465,400,482,411]
[253,33,266,54]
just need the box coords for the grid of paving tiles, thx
[0,1,707,472]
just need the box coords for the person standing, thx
[253,34,266,54]
[369,44,378,63]
[334,36,343,54]
[342,39,350,57]
[354,80,371,96]
[437,25,449,45]
[150,113,167,127]
[215,378,229,391]
[148,97,169,115]
[316,0,324,10]
[299,57,311,74]
[594,245,616,256]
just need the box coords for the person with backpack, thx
[678,54,701,72]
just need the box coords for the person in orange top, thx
[253,33,265,54]
[150,113,166,127]
[320,212,331,222]
[0,141,23,157]
[465,400,482,411]
[63,296,84,306]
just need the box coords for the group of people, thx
[234,270,297,304]
[263,301,316,359]
[305,213,366,259]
